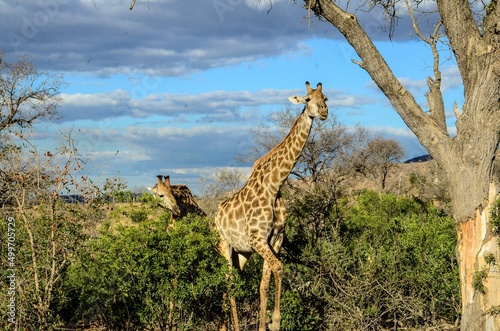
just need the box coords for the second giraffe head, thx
[149,175,181,216]
[288,81,328,120]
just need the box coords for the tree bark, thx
[458,183,500,331]
[305,0,500,329]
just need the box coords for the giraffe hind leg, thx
[219,238,253,331]
[268,233,285,331]
[218,239,240,331]
[269,256,284,329]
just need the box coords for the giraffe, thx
[215,81,328,331]
[149,175,206,219]
[149,175,207,325]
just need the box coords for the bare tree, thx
[353,136,405,190]
[0,53,99,330]
[0,51,65,207]
[0,51,65,132]
[301,0,500,329]
[199,167,247,218]
[240,106,403,192]
[0,127,101,330]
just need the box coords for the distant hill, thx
[404,154,432,163]
[60,195,85,203]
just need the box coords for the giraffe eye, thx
[324,97,328,101]
[305,97,311,102]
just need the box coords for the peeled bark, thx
[305,0,500,329]
[458,183,500,330]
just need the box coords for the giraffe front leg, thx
[259,260,272,331]
[229,295,240,331]
[251,205,286,331]
[268,197,286,330]
[266,257,283,331]
[268,237,284,330]
[257,250,283,331]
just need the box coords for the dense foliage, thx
[58,212,227,330]
[1,189,461,330]
[0,201,101,330]
[280,189,460,330]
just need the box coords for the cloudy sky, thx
[0,0,463,194]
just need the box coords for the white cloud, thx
[333,96,357,107]
[368,126,416,138]
[244,0,276,11]
[86,150,150,162]
[56,87,307,123]
[159,166,250,177]
[399,76,427,93]
[441,65,462,92]
[125,125,219,139]
[61,90,130,107]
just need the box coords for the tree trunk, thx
[439,0,500,324]
[440,145,500,330]
[306,0,500,329]
[457,183,500,331]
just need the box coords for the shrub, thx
[282,190,460,330]
[59,213,227,330]
[491,197,500,236]
[129,208,148,223]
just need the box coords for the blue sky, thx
[0,0,463,194]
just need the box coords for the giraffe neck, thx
[247,108,313,195]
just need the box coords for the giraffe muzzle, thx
[319,109,328,120]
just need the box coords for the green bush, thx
[59,213,227,330]
[129,208,148,223]
[491,197,500,236]
[50,189,460,331]
[0,201,100,331]
[282,189,460,330]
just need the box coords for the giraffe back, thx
[171,184,206,218]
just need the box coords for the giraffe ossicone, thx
[215,81,328,331]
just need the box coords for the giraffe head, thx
[288,81,328,120]
[149,175,181,216]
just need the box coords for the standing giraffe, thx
[215,82,328,331]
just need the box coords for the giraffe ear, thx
[288,95,306,105]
